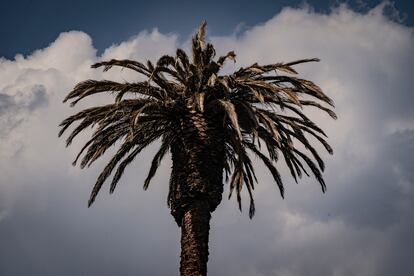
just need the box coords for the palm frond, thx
[60,22,335,218]
[91,59,151,76]
[143,138,171,190]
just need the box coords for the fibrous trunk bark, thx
[180,200,211,276]
[169,103,225,276]
[169,106,225,225]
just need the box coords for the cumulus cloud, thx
[0,85,47,134]
[0,83,47,158]
[0,2,413,276]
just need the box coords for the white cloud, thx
[0,2,413,276]
[102,28,178,61]
[13,31,96,73]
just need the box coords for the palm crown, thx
[59,22,336,222]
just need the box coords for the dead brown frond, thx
[59,22,336,219]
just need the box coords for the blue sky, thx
[1,1,414,276]
[1,0,413,59]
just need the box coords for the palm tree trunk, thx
[170,108,225,276]
[180,199,211,276]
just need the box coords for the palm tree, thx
[59,22,336,276]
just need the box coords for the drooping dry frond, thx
[59,22,336,217]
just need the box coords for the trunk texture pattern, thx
[180,200,211,276]
[169,105,224,225]
[169,102,225,276]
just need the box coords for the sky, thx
[1,1,414,275]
